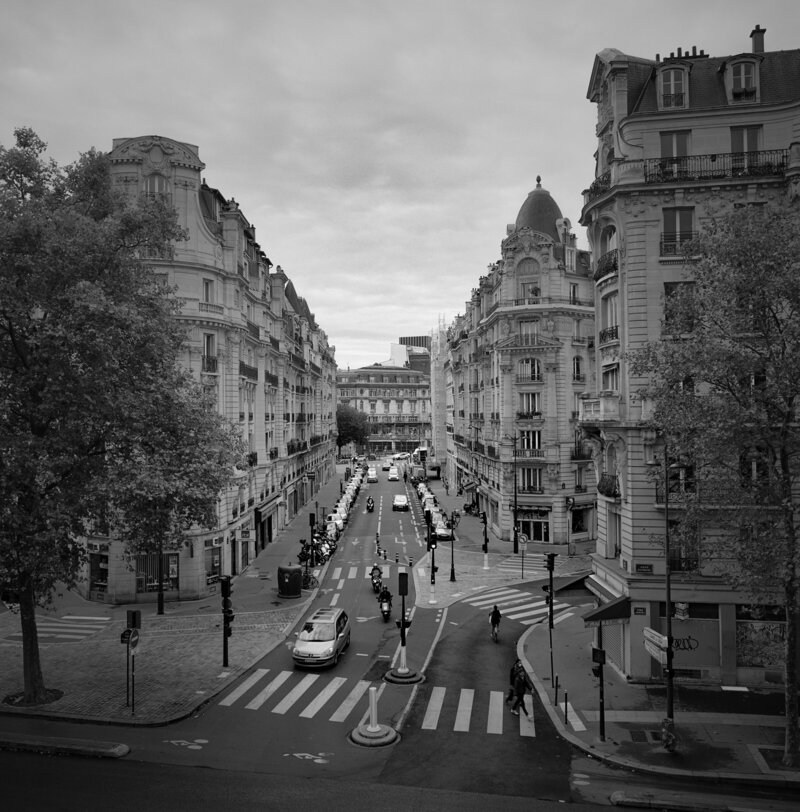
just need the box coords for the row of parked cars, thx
[415,481,455,540]
[324,468,366,538]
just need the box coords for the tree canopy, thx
[0,128,243,704]
[336,404,369,451]
[629,203,800,765]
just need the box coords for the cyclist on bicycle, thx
[490,605,502,640]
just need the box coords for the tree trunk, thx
[19,576,47,704]
[783,579,799,767]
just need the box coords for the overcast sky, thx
[2,1,796,369]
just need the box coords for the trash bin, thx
[278,563,302,598]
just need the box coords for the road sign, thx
[129,629,140,650]
[643,626,668,649]
[519,534,528,544]
[645,639,668,666]
[120,629,132,645]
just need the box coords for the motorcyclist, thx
[366,496,374,509]
[378,584,392,605]
[370,563,382,581]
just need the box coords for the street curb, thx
[517,627,800,790]
[0,732,129,758]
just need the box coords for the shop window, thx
[135,552,179,593]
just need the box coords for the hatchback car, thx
[435,520,454,540]
[392,494,409,511]
[292,607,351,667]
[382,459,393,471]
[367,468,378,483]
[387,467,399,481]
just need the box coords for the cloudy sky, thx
[2,1,796,369]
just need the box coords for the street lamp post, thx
[663,444,677,751]
[426,509,437,605]
[512,435,519,555]
[449,510,457,582]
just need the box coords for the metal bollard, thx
[395,552,399,564]
[409,557,413,568]
[564,691,569,725]
[367,685,381,733]
[554,675,559,706]
[383,548,387,561]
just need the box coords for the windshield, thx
[298,621,335,642]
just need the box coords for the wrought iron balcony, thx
[202,355,218,373]
[597,473,620,498]
[660,232,699,256]
[598,325,619,344]
[593,248,618,282]
[239,361,258,381]
[584,170,611,203]
[643,149,788,184]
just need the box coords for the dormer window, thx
[659,67,687,110]
[725,58,760,104]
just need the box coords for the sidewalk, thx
[1,470,797,791]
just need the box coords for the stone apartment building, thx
[337,361,431,458]
[80,135,337,604]
[579,26,800,684]
[444,180,596,550]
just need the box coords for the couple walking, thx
[505,658,533,717]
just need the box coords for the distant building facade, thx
[337,361,431,457]
[579,27,800,684]
[80,135,337,604]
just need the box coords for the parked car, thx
[325,521,340,540]
[326,513,344,533]
[435,521,454,540]
[292,607,351,667]
[387,466,399,481]
[392,494,410,511]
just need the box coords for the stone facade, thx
[579,27,800,684]
[444,179,597,550]
[81,136,337,604]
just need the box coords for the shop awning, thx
[582,595,631,628]
[462,481,477,492]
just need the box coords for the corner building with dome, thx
[443,178,597,552]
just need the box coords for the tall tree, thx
[0,128,241,704]
[336,403,369,453]
[629,203,800,766]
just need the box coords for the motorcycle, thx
[371,572,382,593]
[366,498,374,513]
[379,597,392,622]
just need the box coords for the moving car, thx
[367,468,378,483]
[392,494,409,511]
[292,607,351,667]
[382,459,393,471]
[387,466,399,481]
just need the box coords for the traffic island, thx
[384,667,424,685]
[347,685,400,748]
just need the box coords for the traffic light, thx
[480,511,487,525]
[430,535,437,550]
[546,553,557,572]
[542,584,551,605]
[221,575,235,637]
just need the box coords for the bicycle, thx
[491,621,499,643]
[490,606,501,642]
[302,571,320,590]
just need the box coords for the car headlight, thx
[321,645,334,657]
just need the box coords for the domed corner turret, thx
[513,175,564,243]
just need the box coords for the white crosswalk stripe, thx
[7,615,111,643]
[462,588,572,626]
[218,670,549,735]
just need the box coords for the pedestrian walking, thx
[505,658,522,704]
[510,666,532,717]
[444,478,449,495]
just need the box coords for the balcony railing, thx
[643,149,788,184]
[246,320,260,340]
[584,170,611,203]
[597,473,620,498]
[593,248,618,282]
[239,361,258,381]
[516,448,545,459]
[199,301,224,315]
[516,411,543,420]
[660,232,699,256]
[201,355,218,373]
[516,374,543,383]
[598,325,619,344]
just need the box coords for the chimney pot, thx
[750,24,766,54]
[677,47,683,57]
[692,45,697,56]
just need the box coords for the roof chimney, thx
[750,24,765,54]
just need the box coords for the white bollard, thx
[367,685,381,733]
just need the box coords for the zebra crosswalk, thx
[461,586,574,626]
[5,615,111,643]
[217,668,545,735]
[495,554,548,577]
